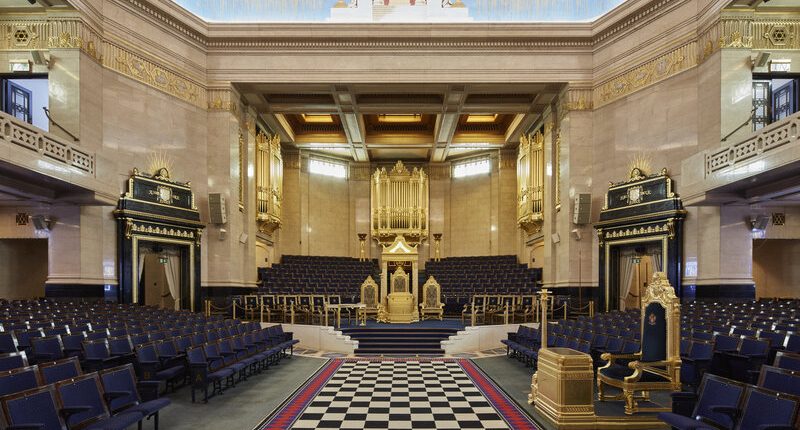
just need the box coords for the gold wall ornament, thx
[256,131,282,235]
[146,151,175,180]
[594,42,697,108]
[554,131,561,208]
[755,20,800,50]
[238,130,245,212]
[370,161,429,246]
[517,131,545,235]
[105,43,205,108]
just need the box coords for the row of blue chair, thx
[0,362,169,430]
[659,370,800,430]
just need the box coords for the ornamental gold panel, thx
[594,42,697,108]
[518,131,544,235]
[753,20,800,50]
[256,132,282,235]
[105,43,205,108]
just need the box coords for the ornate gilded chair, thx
[295,295,313,324]
[260,295,278,322]
[311,295,327,325]
[360,276,380,320]
[597,272,681,415]
[462,295,486,325]
[419,276,444,321]
[513,295,536,323]
[243,295,260,321]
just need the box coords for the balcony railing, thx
[706,111,799,177]
[0,111,95,176]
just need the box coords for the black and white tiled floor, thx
[290,360,510,429]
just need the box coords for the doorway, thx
[0,239,47,299]
[615,243,663,311]
[137,242,188,310]
[753,239,800,299]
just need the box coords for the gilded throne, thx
[597,272,681,415]
[385,266,418,323]
[360,275,384,321]
[419,276,444,320]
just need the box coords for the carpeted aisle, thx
[257,358,539,430]
[152,356,326,430]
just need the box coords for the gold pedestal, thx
[532,348,595,428]
[386,293,417,323]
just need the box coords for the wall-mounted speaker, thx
[208,193,227,225]
[571,229,582,241]
[573,193,592,225]
[239,233,248,244]
[551,233,560,244]
[750,215,769,232]
[31,215,51,231]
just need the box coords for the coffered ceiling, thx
[238,83,562,161]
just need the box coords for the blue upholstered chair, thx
[774,351,800,371]
[99,364,171,430]
[0,365,42,397]
[0,385,67,430]
[83,339,124,372]
[658,373,746,430]
[38,356,82,385]
[681,341,713,390]
[0,351,28,372]
[55,372,145,430]
[186,346,235,403]
[30,336,64,363]
[61,332,86,358]
[757,365,800,396]
[0,331,19,354]
[733,386,800,430]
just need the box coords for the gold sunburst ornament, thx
[627,153,652,181]
[146,151,175,180]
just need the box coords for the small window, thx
[309,158,347,179]
[452,159,490,178]
[2,77,49,131]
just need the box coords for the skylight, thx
[172,0,627,23]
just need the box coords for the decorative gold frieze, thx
[602,223,670,240]
[754,20,800,50]
[594,42,697,108]
[207,88,239,114]
[130,222,196,240]
[107,43,204,108]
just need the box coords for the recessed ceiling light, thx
[465,114,498,123]
[301,114,334,123]
[377,114,422,123]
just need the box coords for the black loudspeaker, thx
[31,215,51,231]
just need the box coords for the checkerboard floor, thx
[289,360,511,430]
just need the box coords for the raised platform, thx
[342,320,463,355]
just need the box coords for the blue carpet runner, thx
[342,325,459,355]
